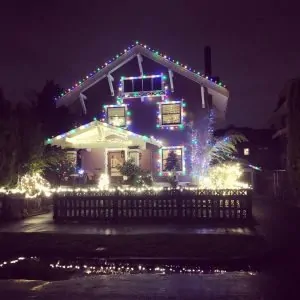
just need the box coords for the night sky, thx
[1,0,300,128]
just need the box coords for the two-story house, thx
[47,42,229,185]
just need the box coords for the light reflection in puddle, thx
[0,256,259,278]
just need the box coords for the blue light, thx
[78,169,84,175]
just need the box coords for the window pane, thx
[153,77,162,90]
[123,80,133,93]
[162,104,181,114]
[162,114,181,125]
[133,79,143,92]
[143,78,152,91]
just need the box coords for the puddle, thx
[0,256,259,281]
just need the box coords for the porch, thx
[48,120,163,185]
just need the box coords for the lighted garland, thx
[198,163,250,190]
[0,173,52,199]
[55,41,227,101]
[45,119,163,146]
[118,74,169,101]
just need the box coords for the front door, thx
[107,150,125,183]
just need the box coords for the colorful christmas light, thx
[55,41,227,102]
[118,73,169,101]
[45,119,163,147]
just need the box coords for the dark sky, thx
[1,0,300,128]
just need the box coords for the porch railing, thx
[53,189,252,222]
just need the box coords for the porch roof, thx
[46,120,163,150]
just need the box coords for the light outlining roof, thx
[47,120,163,150]
[56,41,229,117]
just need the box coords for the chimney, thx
[204,46,212,77]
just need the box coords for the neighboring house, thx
[270,78,300,168]
[47,42,229,184]
[215,126,283,170]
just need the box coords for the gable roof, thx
[47,120,163,150]
[55,41,229,114]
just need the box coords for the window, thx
[157,100,186,129]
[107,106,126,127]
[244,148,250,156]
[122,75,163,93]
[161,103,181,125]
[161,147,184,173]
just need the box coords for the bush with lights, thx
[18,172,52,198]
[198,162,250,190]
[117,159,153,187]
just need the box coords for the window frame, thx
[160,146,185,175]
[105,105,128,128]
[158,100,184,129]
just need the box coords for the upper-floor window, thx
[161,103,181,125]
[106,106,126,127]
[157,100,185,129]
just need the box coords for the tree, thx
[117,159,153,187]
[164,151,180,172]
[32,80,76,138]
[189,112,247,184]
[0,81,76,187]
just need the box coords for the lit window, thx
[161,103,181,125]
[161,146,184,173]
[244,148,250,156]
[107,106,126,127]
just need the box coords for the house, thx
[215,126,283,171]
[47,42,229,185]
[269,78,300,200]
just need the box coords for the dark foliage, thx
[117,159,153,187]
[0,81,76,186]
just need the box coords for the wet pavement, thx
[0,271,297,300]
[0,212,255,236]
[1,196,300,299]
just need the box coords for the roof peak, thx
[55,41,228,106]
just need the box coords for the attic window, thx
[107,106,126,127]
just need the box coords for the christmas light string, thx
[118,74,169,101]
[55,41,227,102]
[45,119,163,146]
